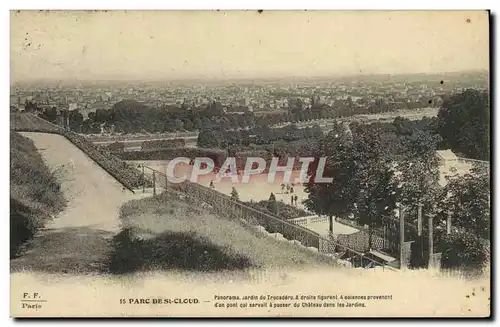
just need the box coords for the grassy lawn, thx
[110,192,334,274]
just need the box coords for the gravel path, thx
[11,132,149,274]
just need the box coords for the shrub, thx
[438,231,490,271]
[141,139,186,150]
[245,200,309,220]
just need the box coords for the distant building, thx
[239,98,250,106]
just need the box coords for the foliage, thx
[141,139,186,151]
[395,127,442,222]
[10,132,66,258]
[438,231,490,271]
[230,187,239,201]
[437,89,490,160]
[38,107,59,123]
[439,166,490,239]
[245,199,309,221]
[31,88,447,136]
[349,124,398,246]
[105,142,125,153]
[197,128,227,148]
[267,193,278,215]
[303,122,357,220]
[304,122,399,236]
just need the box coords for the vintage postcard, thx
[10,10,491,318]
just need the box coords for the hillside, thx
[110,192,334,274]
[10,131,66,258]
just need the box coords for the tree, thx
[311,124,323,138]
[24,100,38,112]
[69,110,84,132]
[304,122,357,234]
[350,124,398,248]
[439,166,490,239]
[197,128,226,148]
[437,89,490,160]
[94,108,111,123]
[396,128,442,221]
[230,187,239,201]
[39,107,58,123]
[305,122,399,247]
[183,119,195,131]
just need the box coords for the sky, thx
[10,10,490,82]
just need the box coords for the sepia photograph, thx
[9,10,491,318]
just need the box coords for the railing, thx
[456,157,490,169]
[289,215,329,226]
[137,163,393,270]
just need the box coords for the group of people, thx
[208,180,301,206]
[281,183,295,194]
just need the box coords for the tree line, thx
[25,92,440,134]
[24,88,489,162]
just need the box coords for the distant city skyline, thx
[11,10,489,82]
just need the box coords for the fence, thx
[137,163,393,270]
[333,209,420,256]
[289,215,329,226]
[456,157,490,170]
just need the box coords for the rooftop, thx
[436,149,458,161]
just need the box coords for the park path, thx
[11,132,150,274]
